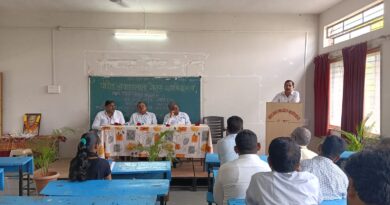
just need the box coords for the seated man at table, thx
[163,101,191,125]
[345,148,390,205]
[291,127,317,160]
[301,135,348,200]
[217,116,243,165]
[214,129,271,205]
[69,132,112,181]
[92,100,125,129]
[128,101,157,125]
[246,137,321,205]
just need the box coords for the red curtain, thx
[341,42,367,134]
[314,54,330,137]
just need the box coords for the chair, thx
[203,116,225,144]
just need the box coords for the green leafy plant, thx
[136,130,175,161]
[338,113,378,151]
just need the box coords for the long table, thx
[99,125,213,158]
[0,196,157,205]
[0,157,34,195]
[111,161,172,180]
[40,179,169,205]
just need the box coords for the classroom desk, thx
[227,198,346,205]
[41,179,169,205]
[0,168,4,191]
[110,161,172,180]
[0,196,157,205]
[0,157,34,195]
[340,151,355,159]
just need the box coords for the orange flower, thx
[175,144,181,150]
[153,126,161,132]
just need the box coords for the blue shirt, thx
[217,134,239,165]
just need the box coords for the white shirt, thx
[301,146,318,161]
[92,110,125,129]
[214,154,271,205]
[128,112,157,125]
[217,134,239,165]
[163,112,191,125]
[246,171,321,205]
[301,156,348,200]
[272,91,300,103]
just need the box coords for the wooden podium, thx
[265,102,303,153]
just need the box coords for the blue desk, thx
[0,196,157,205]
[226,198,346,205]
[0,168,4,191]
[111,161,171,180]
[0,157,34,196]
[228,199,245,205]
[321,199,347,205]
[340,151,356,159]
[41,179,169,205]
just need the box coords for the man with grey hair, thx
[163,101,191,125]
[291,127,317,160]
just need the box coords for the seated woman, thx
[69,132,111,181]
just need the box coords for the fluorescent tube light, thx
[114,30,167,41]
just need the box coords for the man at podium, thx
[272,80,300,103]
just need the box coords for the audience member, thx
[246,137,321,205]
[214,130,271,205]
[69,132,111,181]
[291,127,317,160]
[345,148,390,205]
[217,116,243,165]
[301,135,348,200]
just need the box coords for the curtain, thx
[341,42,367,134]
[314,54,330,137]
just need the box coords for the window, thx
[329,51,381,134]
[324,2,384,47]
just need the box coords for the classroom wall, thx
[0,11,318,157]
[318,0,390,136]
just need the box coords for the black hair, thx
[268,137,301,173]
[345,149,390,205]
[284,80,295,87]
[105,100,115,106]
[137,101,147,107]
[69,132,101,181]
[321,135,346,159]
[235,129,258,155]
[227,116,243,134]
[168,101,177,110]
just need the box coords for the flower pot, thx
[33,170,60,194]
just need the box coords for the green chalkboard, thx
[89,76,201,126]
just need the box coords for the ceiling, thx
[0,0,344,14]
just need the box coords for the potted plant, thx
[31,127,74,193]
[135,130,175,162]
[337,113,379,151]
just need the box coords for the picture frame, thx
[23,113,41,136]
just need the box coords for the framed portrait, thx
[23,113,41,136]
